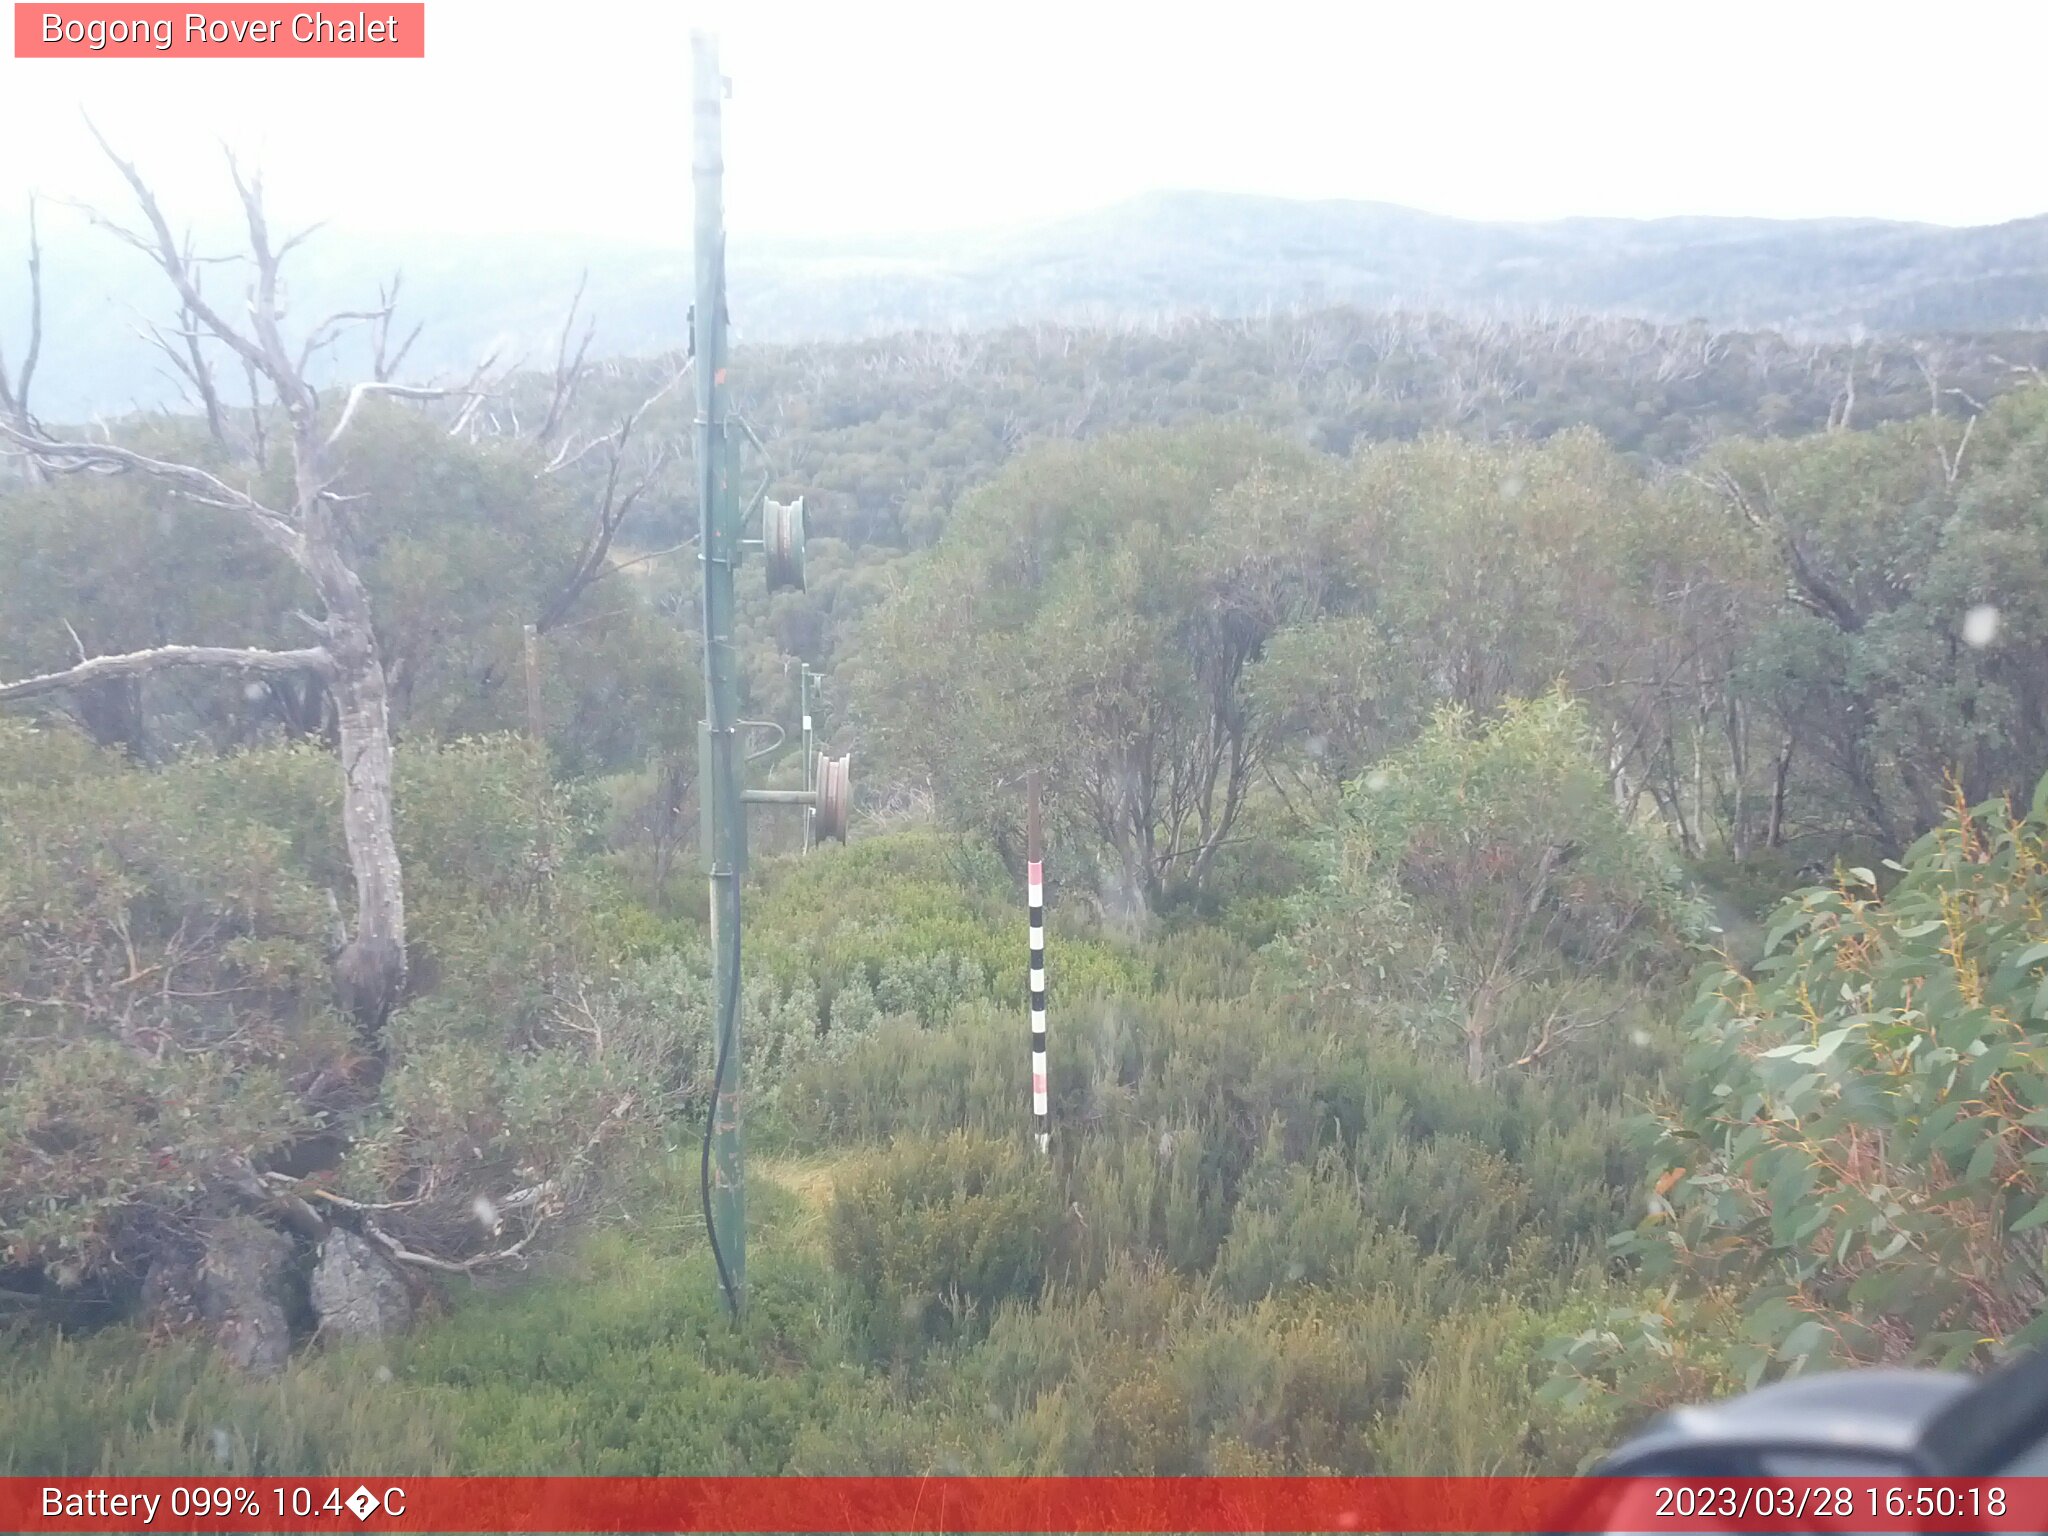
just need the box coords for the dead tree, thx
[534,370,685,635]
[141,289,232,449]
[0,196,45,482]
[531,271,594,449]
[0,133,489,1030]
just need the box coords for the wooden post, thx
[522,622,544,744]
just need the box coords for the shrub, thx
[1619,776,2048,1376]
[1275,695,1701,1083]
[0,725,670,1302]
[0,725,345,1284]
[827,1132,1058,1360]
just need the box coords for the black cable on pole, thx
[699,885,742,1316]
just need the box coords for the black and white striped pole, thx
[1027,771,1049,1153]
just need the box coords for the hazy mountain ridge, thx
[5,190,2046,418]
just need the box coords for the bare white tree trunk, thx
[0,134,494,1028]
[319,551,408,1023]
[0,196,47,483]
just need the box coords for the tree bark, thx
[0,194,47,484]
[328,628,406,1026]
[1464,983,1496,1086]
[0,134,436,1032]
[1767,738,1795,849]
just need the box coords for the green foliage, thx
[0,724,345,1280]
[1616,775,2048,1379]
[1209,1149,1387,1302]
[0,426,303,758]
[1538,1291,1749,1436]
[1352,431,1661,719]
[0,776,1665,1473]
[854,426,1353,920]
[1244,613,1416,794]
[845,391,2048,895]
[0,405,696,777]
[827,1132,1059,1360]
[749,828,1144,1042]
[590,307,2044,571]
[16,260,2048,1478]
[0,1192,862,1476]
[1279,695,1698,1081]
[0,726,657,1291]
[1696,390,2048,853]
[1370,1301,1622,1474]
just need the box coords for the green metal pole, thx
[693,28,745,1316]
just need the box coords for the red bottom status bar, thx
[8,1476,2048,1533]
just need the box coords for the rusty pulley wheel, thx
[813,752,851,843]
[764,496,806,593]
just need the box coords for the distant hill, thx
[4,190,2047,419]
[739,192,2048,339]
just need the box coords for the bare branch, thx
[1707,466,1865,634]
[1941,412,1977,488]
[56,123,415,1031]
[80,116,280,389]
[371,274,421,381]
[0,642,333,704]
[1506,1002,1626,1073]
[221,148,300,393]
[0,421,304,558]
[541,432,605,476]
[535,450,673,634]
[267,1173,426,1214]
[242,350,269,467]
[0,195,44,429]
[218,1153,328,1240]
[17,196,42,413]
[54,192,157,260]
[593,535,698,581]
[445,348,505,438]
[275,219,326,264]
[360,1215,544,1274]
[297,307,390,376]
[534,270,594,446]
[0,199,50,486]
[139,294,230,447]
[323,378,491,451]
[534,368,688,634]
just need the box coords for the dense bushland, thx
[857,389,2048,923]
[6,270,2048,1474]
[3,819,1674,1473]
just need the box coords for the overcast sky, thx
[1,0,2044,244]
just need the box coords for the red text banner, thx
[14,5,424,57]
[6,1476,2048,1532]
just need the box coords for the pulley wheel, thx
[813,752,851,843]
[764,496,807,593]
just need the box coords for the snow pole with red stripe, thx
[1027,770,1049,1152]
